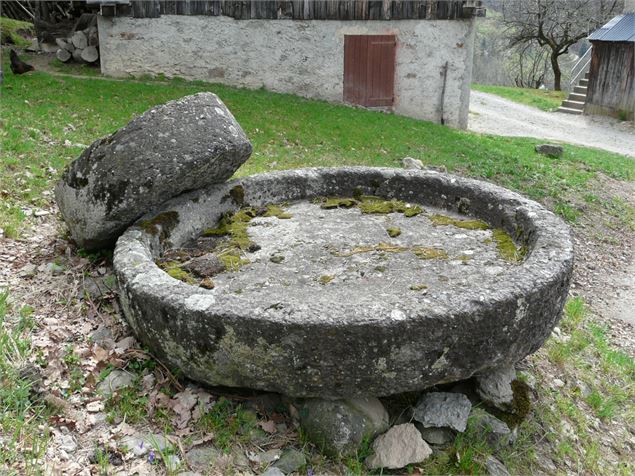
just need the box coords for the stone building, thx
[94,1,484,129]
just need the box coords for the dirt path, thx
[468,91,635,158]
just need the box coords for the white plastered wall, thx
[98,15,476,128]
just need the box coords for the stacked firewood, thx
[55,14,99,64]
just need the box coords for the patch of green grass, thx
[472,83,567,112]
[50,58,101,77]
[2,71,634,237]
[196,397,258,452]
[0,291,51,473]
[542,297,635,469]
[0,17,34,47]
[105,385,148,424]
[341,435,373,475]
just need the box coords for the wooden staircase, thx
[557,73,589,115]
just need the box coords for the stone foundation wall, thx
[98,15,475,128]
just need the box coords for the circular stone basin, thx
[114,167,573,398]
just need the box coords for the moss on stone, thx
[403,205,424,217]
[229,185,245,206]
[413,247,449,260]
[263,204,292,219]
[357,196,406,214]
[321,197,358,209]
[318,275,334,285]
[159,260,196,284]
[317,195,424,218]
[138,211,179,241]
[386,226,401,238]
[496,379,532,428]
[492,229,528,263]
[429,214,490,230]
[333,243,447,261]
[409,283,428,291]
[202,209,256,251]
[219,253,251,272]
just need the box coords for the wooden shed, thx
[585,13,635,120]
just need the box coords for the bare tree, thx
[502,0,622,90]
[507,42,550,89]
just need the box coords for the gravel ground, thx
[468,91,635,158]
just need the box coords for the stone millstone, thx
[55,92,252,249]
[113,167,574,398]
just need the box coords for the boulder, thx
[55,92,252,249]
[413,392,472,432]
[273,448,306,474]
[260,469,285,476]
[97,370,135,396]
[297,397,389,457]
[535,144,563,158]
[475,366,516,411]
[417,426,455,445]
[365,424,432,470]
[185,445,222,471]
[485,456,511,476]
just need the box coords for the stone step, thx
[574,85,588,95]
[561,100,585,110]
[579,78,589,87]
[557,106,583,115]
[568,92,587,102]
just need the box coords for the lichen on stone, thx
[491,229,528,263]
[429,214,489,230]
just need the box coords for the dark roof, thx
[588,13,635,42]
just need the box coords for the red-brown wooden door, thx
[344,35,396,107]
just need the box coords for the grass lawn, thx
[1,65,633,239]
[472,83,567,112]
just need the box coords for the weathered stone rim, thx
[113,167,573,397]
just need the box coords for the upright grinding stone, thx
[55,92,252,249]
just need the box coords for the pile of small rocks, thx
[286,365,524,475]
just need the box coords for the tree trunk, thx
[551,52,562,91]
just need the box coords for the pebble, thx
[86,401,104,413]
[413,392,472,432]
[365,423,432,469]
